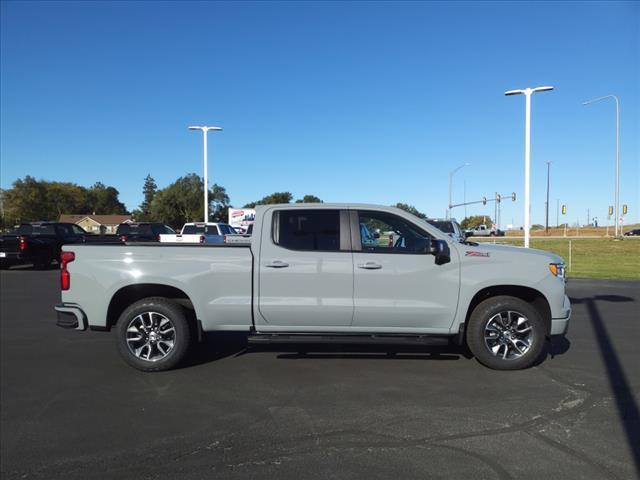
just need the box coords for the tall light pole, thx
[545,161,551,233]
[583,95,620,237]
[189,125,222,222]
[448,163,470,219]
[505,86,554,248]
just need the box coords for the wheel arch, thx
[106,284,197,330]
[463,285,551,335]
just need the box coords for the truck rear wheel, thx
[115,297,192,372]
[466,296,546,370]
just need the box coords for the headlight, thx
[548,263,566,279]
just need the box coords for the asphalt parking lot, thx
[1,269,639,480]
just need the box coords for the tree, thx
[295,195,323,203]
[393,203,426,219]
[45,182,90,218]
[149,173,229,228]
[87,182,128,214]
[2,176,48,223]
[461,215,493,230]
[138,174,157,221]
[1,176,128,225]
[244,192,293,208]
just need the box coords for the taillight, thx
[119,235,128,242]
[157,234,161,242]
[199,235,205,244]
[19,236,28,251]
[223,235,228,243]
[60,251,75,291]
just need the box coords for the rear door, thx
[351,210,460,331]
[257,208,353,329]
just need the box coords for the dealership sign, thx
[228,208,256,232]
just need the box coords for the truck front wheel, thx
[466,296,546,370]
[115,297,192,372]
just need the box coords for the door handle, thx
[265,260,289,268]
[357,262,382,270]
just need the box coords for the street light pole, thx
[545,161,551,233]
[505,86,554,248]
[189,125,222,222]
[448,163,470,219]
[583,95,620,237]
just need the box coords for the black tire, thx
[115,297,192,372]
[466,295,546,370]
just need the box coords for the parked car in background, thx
[159,222,236,244]
[0,222,119,269]
[624,229,640,236]
[116,223,175,242]
[465,224,505,237]
[426,218,465,243]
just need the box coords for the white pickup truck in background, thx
[159,222,236,244]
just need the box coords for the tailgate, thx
[0,236,21,256]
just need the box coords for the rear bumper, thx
[550,294,571,336]
[55,303,87,331]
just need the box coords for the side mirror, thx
[373,232,380,239]
[464,231,473,238]
[429,239,451,265]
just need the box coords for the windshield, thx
[427,220,454,234]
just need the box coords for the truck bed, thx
[62,243,253,331]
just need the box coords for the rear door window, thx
[274,210,340,251]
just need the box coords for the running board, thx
[247,333,451,346]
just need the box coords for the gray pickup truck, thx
[54,203,570,372]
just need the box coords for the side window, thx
[274,210,340,252]
[71,225,86,235]
[358,211,431,254]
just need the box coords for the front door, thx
[257,208,354,330]
[351,210,459,331]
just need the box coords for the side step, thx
[247,333,451,347]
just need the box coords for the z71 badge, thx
[465,251,490,257]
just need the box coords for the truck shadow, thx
[184,334,470,366]
[569,294,639,477]
[187,331,573,366]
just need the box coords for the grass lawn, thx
[474,238,640,280]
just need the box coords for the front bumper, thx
[55,303,87,331]
[550,294,571,336]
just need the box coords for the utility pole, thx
[587,208,590,226]
[464,180,467,219]
[556,199,559,228]
[545,161,551,232]
[448,163,470,219]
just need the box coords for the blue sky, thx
[1,1,638,226]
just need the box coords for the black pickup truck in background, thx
[0,222,121,269]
